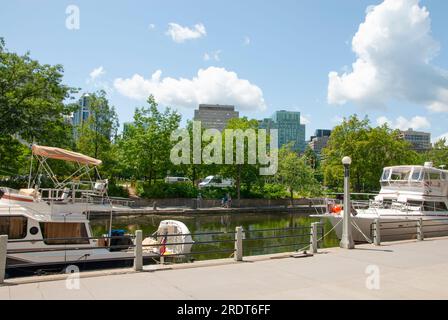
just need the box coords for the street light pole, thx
[340,156,355,249]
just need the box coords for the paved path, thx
[2,238,448,299]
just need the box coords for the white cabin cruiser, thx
[0,144,193,277]
[314,162,448,243]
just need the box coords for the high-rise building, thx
[193,104,239,131]
[399,128,431,152]
[71,94,92,140]
[259,110,306,152]
[72,94,91,128]
[308,129,332,156]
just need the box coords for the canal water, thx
[90,212,339,261]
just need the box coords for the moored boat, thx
[1,144,193,277]
[314,162,448,242]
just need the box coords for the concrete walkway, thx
[2,238,448,299]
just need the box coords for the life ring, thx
[331,205,342,215]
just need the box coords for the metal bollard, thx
[417,218,424,241]
[134,230,143,271]
[235,226,243,261]
[0,235,7,284]
[310,222,318,254]
[373,219,381,246]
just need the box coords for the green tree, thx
[221,117,261,204]
[426,139,448,168]
[0,38,76,178]
[275,143,320,203]
[76,91,119,176]
[322,115,421,192]
[118,96,181,184]
[0,38,76,143]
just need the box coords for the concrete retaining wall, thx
[132,197,323,208]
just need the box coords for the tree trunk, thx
[237,165,241,207]
[192,166,196,186]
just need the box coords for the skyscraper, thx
[259,110,306,152]
[72,93,91,128]
[71,93,92,140]
[308,129,332,157]
[193,104,239,131]
[399,128,431,152]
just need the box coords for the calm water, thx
[90,212,339,260]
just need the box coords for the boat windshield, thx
[411,168,422,181]
[390,168,412,181]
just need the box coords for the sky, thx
[1,0,448,141]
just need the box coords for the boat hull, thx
[324,214,448,243]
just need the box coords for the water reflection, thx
[90,213,339,261]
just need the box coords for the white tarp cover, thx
[32,145,102,166]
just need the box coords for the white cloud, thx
[114,66,266,111]
[300,115,311,125]
[328,0,448,112]
[166,23,206,43]
[243,36,251,46]
[89,66,105,82]
[203,50,221,62]
[148,24,156,30]
[376,115,430,130]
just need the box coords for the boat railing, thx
[38,188,134,207]
[370,217,448,245]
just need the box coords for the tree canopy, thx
[322,115,421,192]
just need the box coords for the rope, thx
[295,218,343,253]
[351,219,373,244]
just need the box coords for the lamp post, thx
[340,156,355,249]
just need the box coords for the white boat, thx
[314,162,448,243]
[0,144,193,277]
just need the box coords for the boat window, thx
[442,172,447,180]
[423,202,448,211]
[381,169,390,181]
[0,216,28,239]
[428,172,441,180]
[40,222,89,245]
[411,168,422,181]
[407,200,423,207]
[390,168,412,181]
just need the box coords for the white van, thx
[198,176,234,188]
[164,176,191,184]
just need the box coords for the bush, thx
[135,181,289,200]
[107,180,129,198]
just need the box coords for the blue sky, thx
[1,0,448,141]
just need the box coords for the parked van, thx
[164,176,191,184]
[198,176,234,188]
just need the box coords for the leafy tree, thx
[322,115,421,192]
[275,143,320,203]
[76,91,119,176]
[221,117,262,204]
[0,38,76,179]
[0,38,76,143]
[118,95,181,184]
[426,139,448,169]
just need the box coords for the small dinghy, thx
[143,220,194,256]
